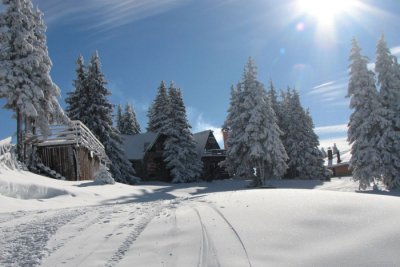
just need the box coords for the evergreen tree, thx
[121,103,141,135]
[116,104,124,132]
[320,147,327,158]
[284,89,328,179]
[223,58,288,185]
[0,0,65,160]
[147,81,169,133]
[222,84,247,177]
[268,80,279,117]
[163,84,203,183]
[65,55,87,121]
[75,51,137,184]
[375,34,400,189]
[277,88,292,156]
[31,7,66,127]
[347,39,387,189]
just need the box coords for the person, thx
[327,147,333,167]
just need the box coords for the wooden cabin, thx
[122,132,171,182]
[328,162,351,177]
[122,130,228,182]
[28,120,107,181]
[193,130,229,181]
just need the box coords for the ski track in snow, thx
[193,207,221,267]
[0,208,87,267]
[190,201,252,267]
[0,196,252,267]
[207,203,252,267]
[104,202,166,267]
[0,199,174,267]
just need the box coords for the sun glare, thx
[298,0,357,26]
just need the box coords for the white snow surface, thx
[1,169,400,266]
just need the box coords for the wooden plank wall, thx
[39,145,77,180]
[77,147,100,181]
[38,145,100,181]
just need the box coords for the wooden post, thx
[73,147,80,181]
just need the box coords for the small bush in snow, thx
[94,166,115,185]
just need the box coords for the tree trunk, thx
[16,108,23,162]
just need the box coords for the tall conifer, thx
[163,84,202,183]
[375,35,400,189]
[347,38,387,189]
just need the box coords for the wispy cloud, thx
[390,46,400,56]
[315,124,348,135]
[188,107,223,147]
[367,62,375,71]
[309,79,347,95]
[308,77,348,106]
[35,0,186,31]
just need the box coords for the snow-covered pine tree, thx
[0,0,65,160]
[301,108,329,179]
[120,103,141,135]
[80,51,137,184]
[347,38,387,189]
[277,88,292,156]
[223,58,288,185]
[66,55,87,121]
[30,7,66,128]
[221,84,247,177]
[242,70,288,186]
[163,84,203,183]
[147,81,169,133]
[320,147,327,158]
[268,80,280,117]
[375,34,400,189]
[116,103,124,132]
[284,89,328,179]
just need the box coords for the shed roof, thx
[122,132,159,160]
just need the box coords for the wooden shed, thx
[28,120,107,181]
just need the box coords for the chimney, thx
[222,128,229,150]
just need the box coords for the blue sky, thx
[1,0,400,149]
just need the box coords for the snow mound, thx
[94,165,115,185]
[0,179,68,199]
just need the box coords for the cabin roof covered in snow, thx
[122,132,159,160]
[193,130,220,155]
[123,130,222,160]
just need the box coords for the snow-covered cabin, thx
[27,120,108,181]
[325,147,352,177]
[122,130,228,182]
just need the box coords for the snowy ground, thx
[1,169,400,266]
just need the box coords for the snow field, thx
[1,169,400,266]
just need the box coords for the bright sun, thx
[298,0,358,26]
